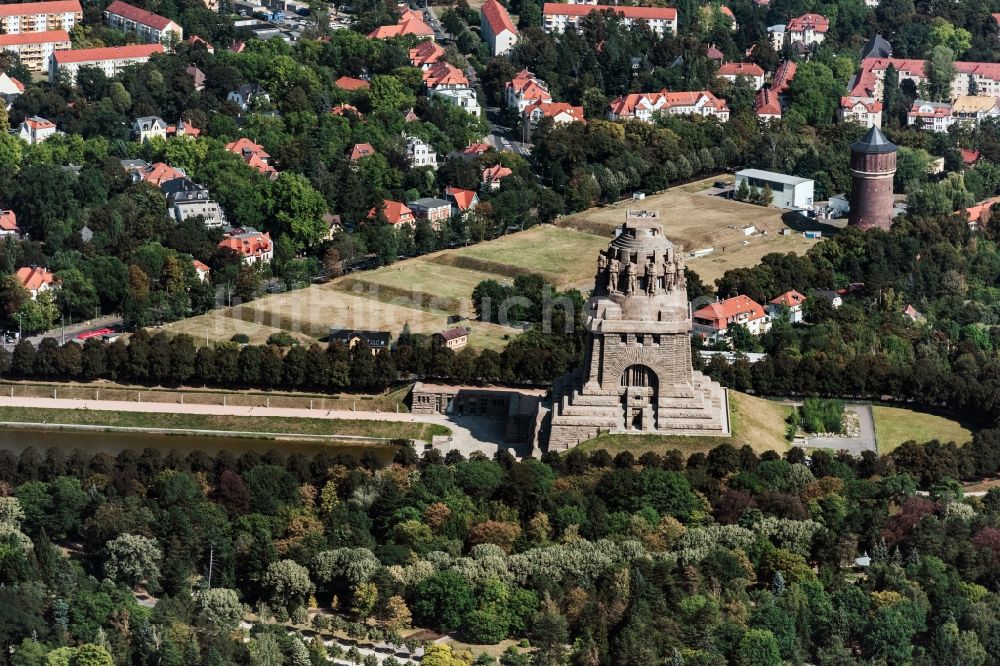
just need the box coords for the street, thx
[7,315,123,349]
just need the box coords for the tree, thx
[413,571,475,633]
[786,62,841,125]
[263,559,315,613]
[926,45,957,101]
[351,582,378,620]
[269,172,332,250]
[194,588,246,631]
[103,533,162,589]
[380,595,412,631]
[738,629,781,666]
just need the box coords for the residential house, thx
[706,44,725,63]
[907,100,954,132]
[192,259,211,282]
[105,0,183,44]
[480,0,517,56]
[369,199,416,227]
[424,61,469,90]
[50,43,163,83]
[323,213,341,240]
[0,71,23,110]
[349,143,375,161]
[186,64,205,90]
[542,3,677,37]
[505,69,551,112]
[185,34,214,52]
[450,142,491,161]
[328,329,390,352]
[692,295,771,341]
[784,13,829,49]
[523,101,584,126]
[409,40,444,70]
[430,87,481,117]
[218,228,273,264]
[225,137,277,178]
[839,96,882,128]
[15,266,57,299]
[0,210,18,237]
[0,0,81,34]
[961,148,981,168]
[408,197,452,227]
[227,83,269,111]
[445,186,479,216]
[330,103,362,117]
[334,75,369,91]
[903,304,926,323]
[482,164,512,191]
[811,289,843,309]
[132,115,168,142]
[137,161,186,186]
[754,88,782,121]
[434,326,469,350]
[160,177,226,227]
[0,30,70,72]
[18,116,56,144]
[961,197,1000,230]
[768,290,806,323]
[368,9,433,39]
[717,62,765,90]
[166,120,199,138]
[951,95,1000,126]
[607,90,729,122]
[767,24,785,50]
[405,136,437,169]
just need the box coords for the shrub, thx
[231,333,250,344]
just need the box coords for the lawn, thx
[872,405,973,453]
[0,406,449,442]
[576,391,792,456]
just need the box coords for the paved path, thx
[800,404,877,454]
[0,395,519,457]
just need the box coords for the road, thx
[0,394,526,457]
[8,315,123,348]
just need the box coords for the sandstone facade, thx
[548,211,729,450]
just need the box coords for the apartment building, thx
[542,3,677,37]
[0,29,69,72]
[480,0,517,56]
[838,96,883,128]
[105,0,183,44]
[0,0,81,34]
[50,43,164,83]
[607,90,729,122]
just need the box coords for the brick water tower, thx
[849,126,897,230]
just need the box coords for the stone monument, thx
[848,126,897,230]
[547,211,729,450]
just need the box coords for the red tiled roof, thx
[693,295,766,327]
[840,96,882,113]
[787,13,829,33]
[609,89,728,116]
[718,62,764,78]
[105,0,175,31]
[770,290,806,307]
[0,210,16,232]
[482,163,512,184]
[423,61,469,88]
[409,40,444,67]
[369,9,434,38]
[462,142,491,155]
[446,186,477,211]
[218,231,271,257]
[141,162,184,186]
[771,60,796,94]
[349,143,375,160]
[225,137,270,159]
[963,197,1000,224]
[24,117,55,130]
[481,0,516,35]
[330,103,362,117]
[755,88,781,116]
[961,148,980,166]
[15,266,56,291]
[335,75,369,91]
[53,43,163,64]
[706,45,724,61]
[0,30,69,46]
[0,0,80,17]
[524,101,584,122]
[542,3,676,20]
[369,199,414,225]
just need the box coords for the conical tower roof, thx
[851,126,896,155]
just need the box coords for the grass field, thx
[873,406,973,453]
[577,391,793,456]
[162,177,813,349]
[0,406,449,442]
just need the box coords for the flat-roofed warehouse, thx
[734,168,815,209]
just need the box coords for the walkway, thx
[799,404,877,454]
[0,395,518,457]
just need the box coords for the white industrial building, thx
[734,169,815,209]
